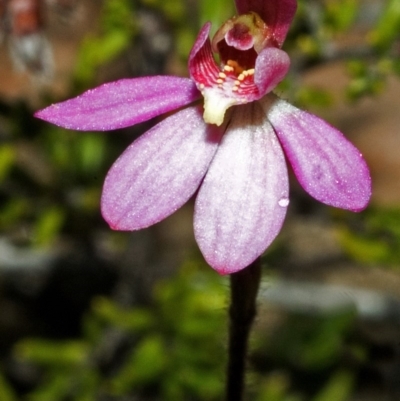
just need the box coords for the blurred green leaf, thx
[255,372,292,401]
[347,59,367,77]
[0,372,17,401]
[92,296,155,332]
[296,86,334,109]
[200,0,235,35]
[312,370,354,401]
[259,310,355,371]
[32,206,65,247]
[346,73,385,100]
[110,335,167,394]
[0,198,30,229]
[75,32,131,83]
[74,0,136,85]
[143,0,186,21]
[338,226,389,264]
[325,0,359,32]
[27,374,72,401]
[296,35,321,57]
[75,134,107,177]
[337,207,400,266]
[0,144,15,182]
[73,370,100,401]
[369,0,400,51]
[16,339,88,367]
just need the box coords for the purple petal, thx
[189,22,212,67]
[101,106,223,230]
[265,98,371,211]
[35,76,200,131]
[235,0,297,47]
[254,47,290,95]
[188,22,220,88]
[194,103,289,275]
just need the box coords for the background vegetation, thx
[1,0,400,400]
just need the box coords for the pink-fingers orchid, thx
[35,0,371,275]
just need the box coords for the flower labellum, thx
[35,0,371,275]
[189,12,289,126]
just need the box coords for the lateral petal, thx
[194,102,289,275]
[234,0,297,47]
[254,47,290,94]
[101,106,223,230]
[265,98,371,211]
[35,76,200,131]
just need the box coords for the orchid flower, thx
[35,0,371,275]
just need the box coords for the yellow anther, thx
[218,72,227,79]
[232,86,239,92]
[227,59,239,68]
[247,68,255,75]
[217,78,224,84]
[223,65,234,72]
[234,80,240,86]
[199,83,205,90]
[237,73,245,81]
[227,59,244,74]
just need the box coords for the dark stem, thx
[225,258,262,401]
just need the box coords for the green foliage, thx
[0,144,15,182]
[266,311,355,370]
[292,0,359,58]
[295,86,334,109]
[254,369,355,401]
[200,0,235,35]
[41,127,109,184]
[110,334,168,393]
[15,340,95,401]
[252,309,358,401]
[324,0,359,33]
[312,370,354,401]
[92,297,155,332]
[346,59,386,100]
[102,262,228,400]
[292,0,400,104]
[16,340,88,367]
[31,206,66,248]
[338,207,400,266]
[74,0,136,86]
[10,262,363,401]
[369,0,400,51]
[142,0,186,21]
[1,1,400,401]
[0,372,18,401]
[14,262,228,401]
[255,372,300,401]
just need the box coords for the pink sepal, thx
[266,98,371,211]
[35,76,200,131]
[234,0,297,47]
[101,106,223,230]
[194,103,289,274]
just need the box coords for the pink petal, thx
[188,22,218,86]
[265,98,371,211]
[235,0,297,47]
[254,47,290,94]
[194,102,289,275]
[101,106,223,230]
[35,76,200,131]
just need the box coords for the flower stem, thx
[225,258,262,401]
